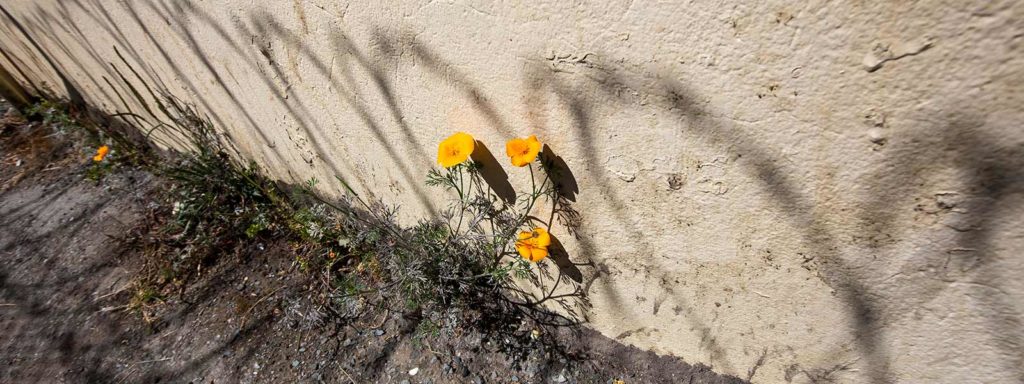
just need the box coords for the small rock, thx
[524,362,540,376]
[554,373,567,383]
[400,381,410,384]
[373,329,385,336]
[409,367,419,376]
[291,360,299,368]
[512,375,520,382]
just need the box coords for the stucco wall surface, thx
[2,1,1022,382]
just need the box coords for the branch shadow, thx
[556,61,1023,382]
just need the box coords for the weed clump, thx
[130,98,292,293]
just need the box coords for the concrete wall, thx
[2,1,1022,382]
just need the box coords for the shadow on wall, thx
[0,1,1021,383]
[563,66,1023,382]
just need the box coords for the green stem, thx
[453,165,472,237]
[493,163,549,266]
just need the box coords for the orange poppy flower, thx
[515,227,551,262]
[437,132,476,168]
[93,145,110,162]
[505,135,541,167]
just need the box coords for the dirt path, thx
[0,167,157,382]
[0,103,746,383]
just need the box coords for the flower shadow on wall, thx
[429,132,587,314]
[469,140,516,204]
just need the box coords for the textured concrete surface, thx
[1,1,1022,382]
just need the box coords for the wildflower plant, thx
[425,132,572,307]
[92,145,110,162]
[86,144,113,181]
[300,131,585,341]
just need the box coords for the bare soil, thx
[0,101,746,383]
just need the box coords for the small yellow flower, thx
[437,132,476,168]
[515,227,551,262]
[613,380,626,384]
[505,135,541,167]
[92,145,110,162]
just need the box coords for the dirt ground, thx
[0,100,747,383]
